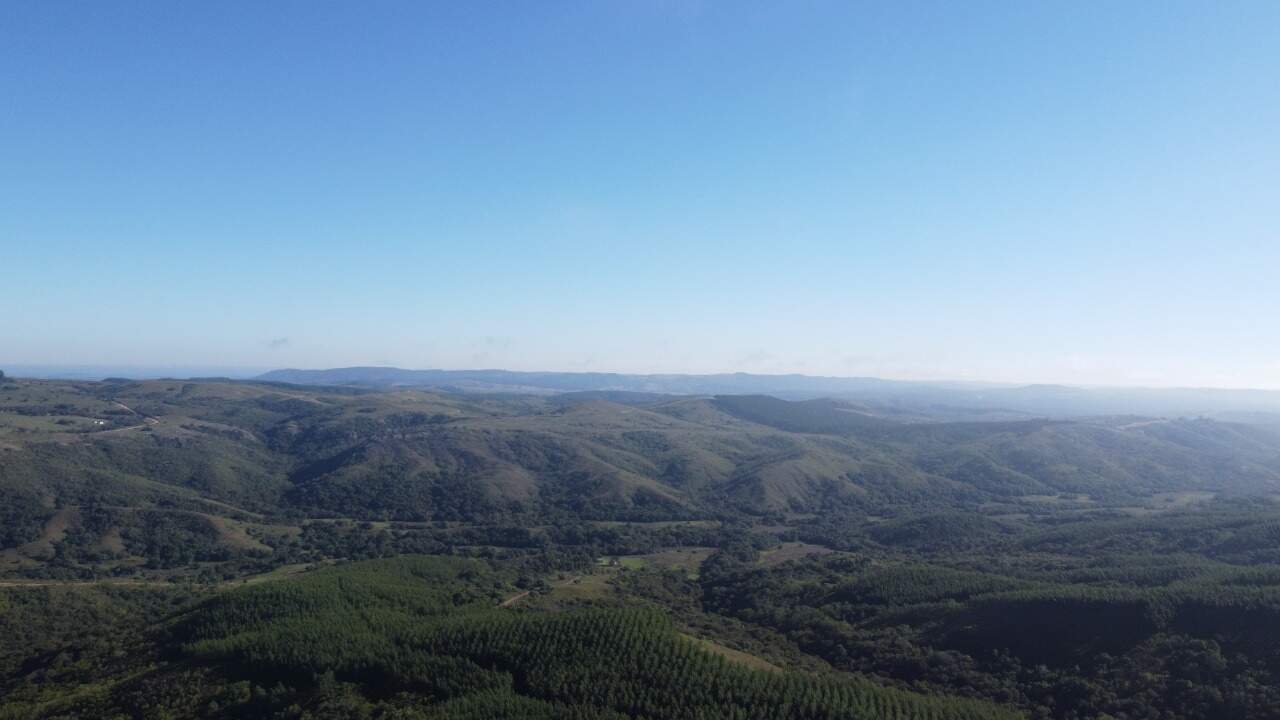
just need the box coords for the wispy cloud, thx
[266,337,290,350]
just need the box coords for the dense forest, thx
[3,378,1280,718]
[3,557,1017,719]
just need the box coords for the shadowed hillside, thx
[4,380,1280,534]
[3,378,1280,577]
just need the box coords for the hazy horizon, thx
[8,362,1280,394]
[5,3,1278,390]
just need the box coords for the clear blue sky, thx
[3,2,1278,387]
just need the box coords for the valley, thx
[3,377,1280,718]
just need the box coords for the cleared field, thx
[233,562,328,587]
[204,516,273,553]
[589,519,721,529]
[681,634,781,673]
[546,572,616,602]
[1150,491,1216,507]
[642,547,717,577]
[757,542,834,567]
[0,413,113,435]
[596,556,646,570]
[1017,494,1094,505]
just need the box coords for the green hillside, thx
[4,378,1280,578]
[4,378,1280,718]
[4,379,1279,531]
[1,556,1019,720]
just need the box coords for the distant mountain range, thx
[257,366,963,396]
[256,366,1280,420]
[3,364,268,380]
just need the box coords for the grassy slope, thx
[3,378,1280,573]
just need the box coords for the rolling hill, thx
[3,377,1280,574]
[5,378,1280,719]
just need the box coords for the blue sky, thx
[3,2,1278,387]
